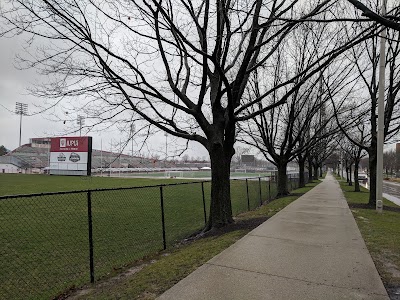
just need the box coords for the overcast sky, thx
[0,35,210,159]
[1,34,396,160]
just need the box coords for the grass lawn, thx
[0,173,192,195]
[337,178,400,294]
[0,173,280,299]
[119,170,274,179]
[69,180,321,299]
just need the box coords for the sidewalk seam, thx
[205,262,388,297]
[246,234,362,248]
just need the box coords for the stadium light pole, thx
[77,115,85,136]
[131,124,135,158]
[15,102,28,147]
[100,138,103,176]
[376,0,387,213]
[164,132,168,168]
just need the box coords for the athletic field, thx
[0,173,279,299]
[101,170,274,179]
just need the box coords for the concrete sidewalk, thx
[158,173,389,300]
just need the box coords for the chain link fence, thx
[0,172,306,299]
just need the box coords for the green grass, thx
[71,180,321,299]
[120,170,273,179]
[0,174,281,299]
[0,173,191,195]
[337,178,400,289]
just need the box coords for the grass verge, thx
[337,177,400,297]
[67,180,321,299]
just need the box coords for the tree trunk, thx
[298,158,306,188]
[313,163,318,180]
[341,161,344,178]
[206,146,234,230]
[354,159,360,192]
[349,164,352,186]
[308,156,313,182]
[319,165,323,178]
[368,150,377,206]
[277,161,289,197]
[346,166,349,182]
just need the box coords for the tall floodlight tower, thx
[77,115,85,136]
[131,123,135,158]
[164,132,168,168]
[15,102,28,147]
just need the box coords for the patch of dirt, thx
[138,291,158,299]
[380,254,400,280]
[64,264,149,300]
[377,254,400,299]
[66,288,95,299]
[357,215,369,223]
[286,193,304,197]
[387,287,400,300]
[348,203,400,212]
[182,216,269,241]
[385,262,400,279]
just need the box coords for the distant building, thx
[241,155,255,166]
[30,138,51,149]
[0,137,163,174]
[0,156,23,173]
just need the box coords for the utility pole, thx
[15,102,28,147]
[376,0,387,213]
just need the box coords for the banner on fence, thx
[49,136,92,176]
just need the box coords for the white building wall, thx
[0,164,20,173]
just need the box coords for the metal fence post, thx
[246,179,250,210]
[87,191,95,284]
[159,186,167,250]
[297,173,300,189]
[268,176,271,201]
[258,177,262,206]
[201,182,207,225]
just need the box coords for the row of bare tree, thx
[1,0,399,230]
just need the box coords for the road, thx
[361,180,400,206]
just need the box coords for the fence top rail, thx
[0,172,297,200]
[231,175,275,180]
[0,179,212,200]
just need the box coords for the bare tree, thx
[0,145,8,156]
[240,70,342,195]
[347,0,400,31]
[238,21,356,195]
[331,17,400,206]
[339,130,367,192]
[383,149,396,176]
[0,0,376,229]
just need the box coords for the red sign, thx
[50,137,90,152]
